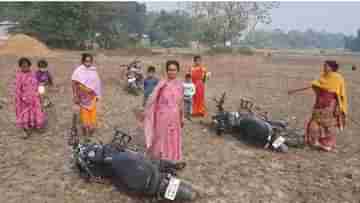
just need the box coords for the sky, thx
[146,1,360,36]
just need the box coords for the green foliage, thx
[147,10,193,48]
[191,2,279,47]
[206,46,254,55]
[1,2,147,49]
[242,29,346,49]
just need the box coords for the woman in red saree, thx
[143,60,184,162]
[290,60,347,152]
[190,55,208,117]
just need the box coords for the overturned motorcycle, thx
[211,92,304,153]
[68,115,197,202]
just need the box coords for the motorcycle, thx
[68,114,196,202]
[211,92,304,153]
[120,59,144,96]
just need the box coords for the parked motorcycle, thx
[68,117,196,201]
[120,58,144,96]
[211,92,304,153]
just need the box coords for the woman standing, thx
[143,60,184,162]
[289,60,347,152]
[14,57,46,138]
[71,53,101,137]
[190,55,208,117]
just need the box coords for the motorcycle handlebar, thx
[113,128,132,146]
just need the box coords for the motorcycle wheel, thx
[278,143,289,153]
[175,181,197,201]
[216,128,224,136]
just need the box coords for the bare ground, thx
[0,52,359,203]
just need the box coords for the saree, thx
[143,79,183,161]
[71,65,101,129]
[14,70,46,129]
[191,66,207,117]
[305,72,347,151]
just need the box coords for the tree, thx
[190,2,278,47]
[345,29,360,52]
[147,10,193,47]
[1,2,147,49]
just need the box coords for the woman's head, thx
[324,60,339,73]
[81,53,94,67]
[37,59,48,71]
[166,60,180,80]
[18,57,32,72]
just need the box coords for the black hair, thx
[18,57,32,67]
[38,59,48,68]
[325,60,339,72]
[185,73,191,78]
[193,55,201,62]
[166,60,180,72]
[81,53,93,64]
[352,65,357,71]
[147,66,156,73]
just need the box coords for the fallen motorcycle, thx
[211,92,304,153]
[68,116,196,201]
[120,58,144,96]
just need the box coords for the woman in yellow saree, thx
[290,60,347,152]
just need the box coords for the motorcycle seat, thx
[267,120,288,129]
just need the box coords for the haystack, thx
[0,34,53,57]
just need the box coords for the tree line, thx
[0,2,356,51]
[242,29,346,50]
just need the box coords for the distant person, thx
[143,66,159,106]
[183,73,196,120]
[189,55,209,117]
[289,60,347,152]
[143,60,185,164]
[35,59,54,107]
[71,53,101,137]
[13,57,46,138]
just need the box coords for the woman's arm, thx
[288,86,312,95]
[72,81,80,104]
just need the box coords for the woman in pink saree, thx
[14,57,46,137]
[143,60,185,163]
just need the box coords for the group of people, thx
[13,57,53,138]
[140,56,209,163]
[11,53,348,165]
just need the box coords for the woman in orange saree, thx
[190,55,208,117]
[304,60,347,152]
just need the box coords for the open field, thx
[0,50,359,203]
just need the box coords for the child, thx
[36,59,53,86]
[143,66,159,106]
[35,59,54,107]
[183,73,196,120]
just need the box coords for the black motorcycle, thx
[68,115,196,201]
[211,92,304,153]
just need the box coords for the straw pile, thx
[0,34,53,57]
